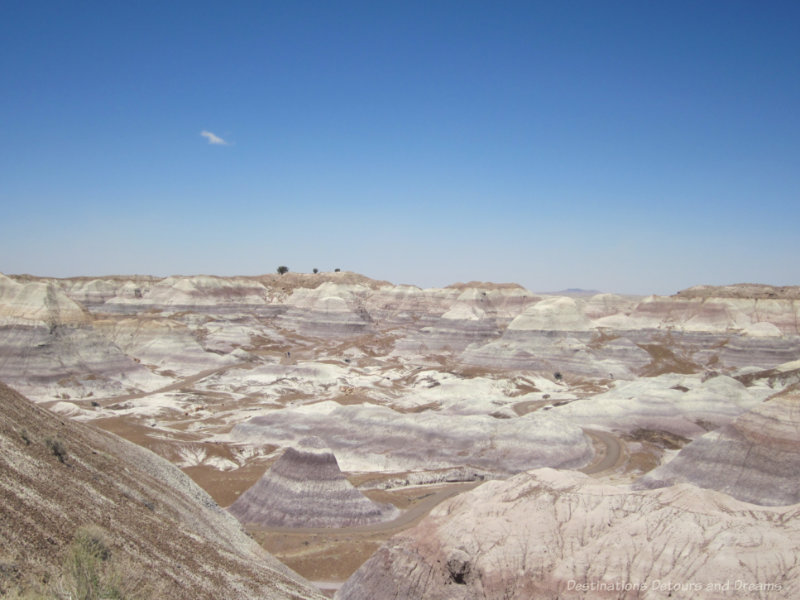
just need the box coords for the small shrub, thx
[553,371,563,382]
[312,268,319,274]
[334,268,341,272]
[276,266,289,275]
[63,526,112,600]
[45,438,67,463]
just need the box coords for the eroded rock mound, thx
[337,469,800,600]
[635,385,800,505]
[231,403,593,473]
[228,437,399,527]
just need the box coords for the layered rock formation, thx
[0,381,323,599]
[278,283,374,338]
[548,372,773,437]
[230,402,593,473]
[4,271,800,594]
[4,272,799,404]
[94,316,236,376]
[228,437,399,527]
[337,469,800,600]
[0,274,167,400]
[635,385,800,505]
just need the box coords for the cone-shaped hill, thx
[228,437,399,528]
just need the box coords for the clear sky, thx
[2,1,798,294]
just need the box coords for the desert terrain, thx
[2,271,799,598]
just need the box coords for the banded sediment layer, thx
[636,382,800,505]
[228,437,399,527]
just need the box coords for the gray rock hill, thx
[229,437,399,528]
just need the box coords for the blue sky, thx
[2,1,798,294]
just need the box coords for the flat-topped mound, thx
[676,283,800,299]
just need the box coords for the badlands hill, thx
[229,437,399,527]
[2,270,800,590]
[0,270,796,495]
[676,283,800,299]
[636,381,800,505]
[337,469,800,600]
[0,381,323,599]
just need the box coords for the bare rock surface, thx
[676,283,800,300]
[548,373,774,437]
[3,269,799,490]
[0,381,324,599]
[229,402,593,473]
[278,283,374,337]
[635,385,800,505]
[337,469,800,600]
[3,272,800,404]
[229,437,399,527]
[4,271,800,592]
[0,274,168,401]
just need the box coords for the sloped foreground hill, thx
[0,381,323,599]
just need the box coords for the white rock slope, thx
[337,469,800,599]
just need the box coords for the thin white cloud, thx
[200,130,228,145]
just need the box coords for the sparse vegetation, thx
[52,526,157,600]
[19,429,31,446]
[45,438,67,463]
[334,268,341,272]
[312,268,319,274]
[61,526,114,599]
[0,527,149,600]
[553,372,563,382]
[276,266,289,275]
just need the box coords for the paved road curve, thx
[580,428,623,474]
[257,481,482,536]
